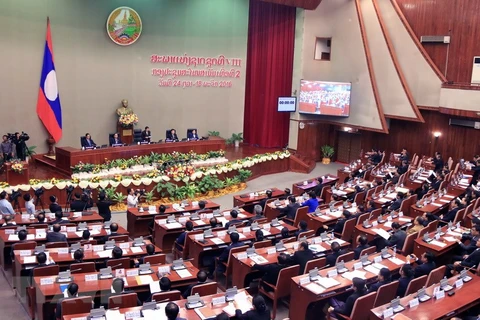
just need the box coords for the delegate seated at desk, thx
[141,126,151,142]
[109,133,123,146]
[166,129,179,142]
[81,133,96,148]
[187,129,199,140]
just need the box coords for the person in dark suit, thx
[215,232,244,274]
[70,193,93,212]
[81,133,96,148]
[399,148,409,162]
[10,229,29,259]
[50,211,67,225]
[396,264,414,297]
[353,234,370,260]
[55,283,81,320]
[1,214,16,227]
[32,213,46,226]
[182,270,208,298]
[426,199,461,224]
[175,221,193,252]
[103,278,141,307]
[446,238,480,277]
[379,222,406,250]
[225,209,243,229]
[254,229,264,243]
[430,174,444,191]
[411,251,436,278]
[313,177,324,197]
[187,129,199,140]
[46,224,67,242]
[279,188,291,201]
[367,267,391,293]
[195,200,209,214]
[388,192,405,212]
[457,225,480,255]
[28,252,49,284]
[416,182,430,200]
[109,132,123,146]
[288,241,314,274]
[294,220,309,238]
[101,223,119,243]
[328,278,367,318]
[49,195,62,214]
[252,253,289,291]
[277,195,300,221]
[247,205,265,226]
[141,126,152,142]
[326,241,346,267]
[73,249,84,263]
[165,302,186,320]
[433,153,444,172]
[259,190,273,211]
[96,193,114,221]
[397,160,409,175]
[235,295,270,320]
[167,129,179,142]
[323,210,352,234]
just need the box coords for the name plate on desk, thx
[455,279,464,288]
[242,227,251,233]
[93,245,104,252]
[299,277,310,285]
[408,298,419,308]
[374,256,383,263]
[178,217,187,223]
[119,242,130,249]
[212,296,226,306]
[19,250,31,256]
[267,248,276,255]
[85,274,97,282]
[40,277,54,285]
[67,227,76,233]
[21,214,29,220]
[372,221,378,227]
[217,231,226,238]
[125,311,141,319]
[353,262,363,270]
[435,289,445,300]
[158,219,167,225]
[57,248,69,254]
[327,269,338,278]
[382,308,394,318]
[158,266,170,274]
[127,269,139,277]
[237,253,247,260]
[5,229,14,235]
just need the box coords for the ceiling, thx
[258,0,322,10]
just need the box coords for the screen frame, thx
[277,96,297,112]
[298,79,352,117]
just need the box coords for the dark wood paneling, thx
[295,121,335,161]
[439,107,480,119]
[396,0,480,83]
[258,0,322,10]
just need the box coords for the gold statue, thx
[116,99,134,116]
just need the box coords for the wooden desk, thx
[371,187,411,208]
[412,225,468,258]
[62,289,253,320]
[187,222,297,268]
[324,180,371,203]
[370,276,480,320]
[264,197,309,222]
[153,209,253,253]
[127,200,221,238]
[353,216,413,247]
[305,205,361,234]
[35,262,199,320]
[0,212,104,226]
[409,193,460,218]
[233,187,285,208]
[55,137,226,174]
[0,223,128,271]
[337,162,363,183]
[231,236,350,288]
[291,174,339,196]
[370,165,398,182]
[5,161,29,185]
[288,249,405,320]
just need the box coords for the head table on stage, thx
[54,137,226,174]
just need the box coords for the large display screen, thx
[299,80,351,117]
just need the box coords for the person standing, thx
[0,135,13,161]
[96,193,114,221]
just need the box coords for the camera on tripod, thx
[82,188,92,201]
[34,188,44,197]
[9,190,22,202]
[135,189,146,196]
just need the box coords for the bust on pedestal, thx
[116,99,138,145]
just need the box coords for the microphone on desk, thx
[69,268,83,274]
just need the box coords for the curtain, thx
[243,0,296,148]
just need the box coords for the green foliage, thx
[236,169,252,182]
[111,192,126,203]
[226,133,243,145]
[321,145,335,158]
[224,177,235,187]
[208,131,220,136]
[26,146,37,157]
[144,190,155,203]
[197,175,223,193]
[185,182,199,199]
[101,187,116,200]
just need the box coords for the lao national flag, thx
[36,18,62,143]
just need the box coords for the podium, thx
[6,161,29,186]
[117,122,134,145]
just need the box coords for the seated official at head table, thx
[81,133,96,148]
[141,126,151,142]
[109,132,122,146]
[166,128,179,141]
[187,129,199,140]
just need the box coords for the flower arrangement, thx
[50,178,58,184]
[147,169,160,178]
[90,176,100,183]
[166,165,196,182]
[119,113,139,127]
[29,179,40,185]
[71,177,80,184]
[114,175,123,182]
[132,174,141,180]
[0,182,9,188]
[11,161,24,174]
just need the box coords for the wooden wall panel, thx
[258,0,322,10]
[296,121,335,161]
[396,0,480,83]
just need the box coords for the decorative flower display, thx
[11,161,24,174]
[90,176,100,183]
[118,113,139,127]
[132,174,141,180]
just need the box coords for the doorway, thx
[336,131,362,163]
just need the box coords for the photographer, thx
[23,194,35,215]
[0,135,13,161]
[97,192,114,221]
[70,192,93,212]
[0,191,14,215]
[127,188,139,208]
[12,132,29,161]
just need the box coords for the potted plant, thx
[321,145,335,164]
[25,145,37,163]
[226,133,243,148]
[207,130,220,137]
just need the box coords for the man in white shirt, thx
[23,193,36,214]
[127,188,139,208]
[0,191,14,215]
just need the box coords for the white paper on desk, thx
[447,230,462,237]
[26,234,35,240]
[238,213,247,219]
[439,199,450,203]
[194,220,207,226]
[399,217,411,223]
[373,228,391,240]
[234,291,252,313]
[71,317,88,320]
[8,234,19,241]
[106,309,125,320]
[250,255,269,265]
[385,193,397,199]
[238,233,247,240]
[443,236,457,242]
[97,250,112,258]
[342,270,366,280]
[90,229,101,235]
[384,221,393,228]
[430,240,447,248]
[23,256,36,264]
[261,229,271,236]
[130,246,143,254]
[176,269,192,278]
[309,244,327,253]
[75,231,84,238]
[136,275,154,285]
[305,282,325,294]
[165,222,183,229]
[431,203,443,207]
[388,257,406,265]
[378,198,390,203]
[444,195,454,198]
[142,309,166,320]
[211,238,224,245]
[317,277,340,289]
[364,265,380,275]
[149,280,161,293]
[328,210,343,218]
[373,263,387,270]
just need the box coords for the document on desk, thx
[364,265,380,275]
[194,220,207,226]
[176,269,192,278]
[222,304,237,317]
[195,306,216,320]
[317,277,341,289]
[384,221,393,228]
[399,217,411,223]
[431,203,443,207]
[305,282,325,295]
[439,199,450,203]
[135,275,154,285]
[8,234,19,241]
[142,309,166,320]
[130,246,143,254]
[328,210,343,218]
[23,256,37,264]
[430,240,447,248]
[372,228,391,240]
[309,244,327,253]
[388,257,406,265]
[249,255,269,265]
[106,309,125,320]
[97,250,112,258]
[232,291,252,313]
[443,236,457,242]
[447,230,462,237]
[149,280,161,293]
[210,238,224,245]
[342,270,366,280]
[165,222,183,229]
[377,198,390,203]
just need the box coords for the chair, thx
[353,191,366,206]
[253,240,272,249]
[328,290,376,320]
[215,245,249,290]
[133,129,142,143]
[255,218,268,225]
[144,254,166,265]
[373,280,399,307]
[80,239,97,245]
[336,251,355,264]
[297,230,315,239]
[425,265,447,287]
[399,232,417,256]
[28,224,49,229]
[12,241,37,252]
[60,296,93,318]
[259,265,300,320]
[45,242,68,249]
[292,206,309,228]
[453,208,466,225]
[107,258,130,270]
[181,229,204,260]
[474,197,480,210]
[33,265,59,277]
[26,286,36,319]
[282,237,296,244]
[304,257,326,274]
[356,212,370,226]
[417,227,429,239]
[359,246,376,257]
[365,188,375,200]
[404,275,427,296]
[191,282,218,297]
[369,208,382,221]
[427,220,439,233]
[339,219,356,242]
[465,203,474,217]
[109,235,129,242]
[108,292,139,309]
[151,290,182,302]
[70,262,96,274]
